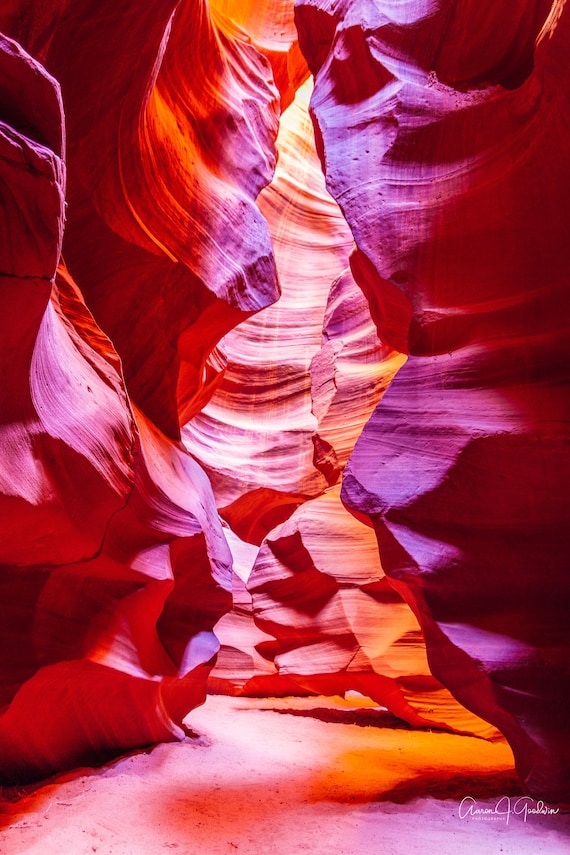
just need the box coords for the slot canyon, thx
[0,1,569,852]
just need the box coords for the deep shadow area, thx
[265,704,415,729]
[364,769,523,804]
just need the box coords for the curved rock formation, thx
[0,392,233,784]
[296,0,570,800]
[209,0,310,109]
[0,29,233,783]
[245,486,497,737]
[183,79,355,530]
[3,0,568,802]
[2,0,281,439]
[208,528,302,698]
[184,79,402,538]
[196,79,489,737]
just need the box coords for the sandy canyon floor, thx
[1,694,569,855]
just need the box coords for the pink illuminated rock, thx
[209,0,310,109]
[183,80,353,521]
[188,75,478,735]
[208,529,303,697]
[296,0,570,800]
[184,80,401,538]
[0,34,133,569]
[0,395,233,782]
[2,0,281,438]
[310,268,405,483]
[0,34,232,783]
[244,486,496,736]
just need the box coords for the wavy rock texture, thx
[296,0,570,800]
[208,529,298,697]
[196,80,491,737]
[246,486,498,737]
[210,0,310,109]
[3,0,568,802]
[183,80,352,522]
[3,0,281,439]
[184,79,402,534]
[0,388,233,784]
[0,19,264,782]
[211,489,496,738]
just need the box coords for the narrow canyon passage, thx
[1,1,570,842]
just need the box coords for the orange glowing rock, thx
[2,0,281,438]
[209,0,310,109]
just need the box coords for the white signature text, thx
[459,796,560,824]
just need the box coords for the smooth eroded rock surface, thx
[2,0,568,802]
[296,0,570,800]
[0,22,237,784]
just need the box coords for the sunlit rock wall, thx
[196,80,493,739]
[0,0,281,781]
[1,0,569,802]
[3,0,281,439]
[295,0,570,801]
[183,80,393,529]
[209,0,310,109]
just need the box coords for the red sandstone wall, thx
[295,0,570,801]
[1,1,569,801]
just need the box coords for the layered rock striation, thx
[1,0,568,802]
[198,80,492,738]
[3,0,281,439]
[0,2,279,781]
[296,0,570,800]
